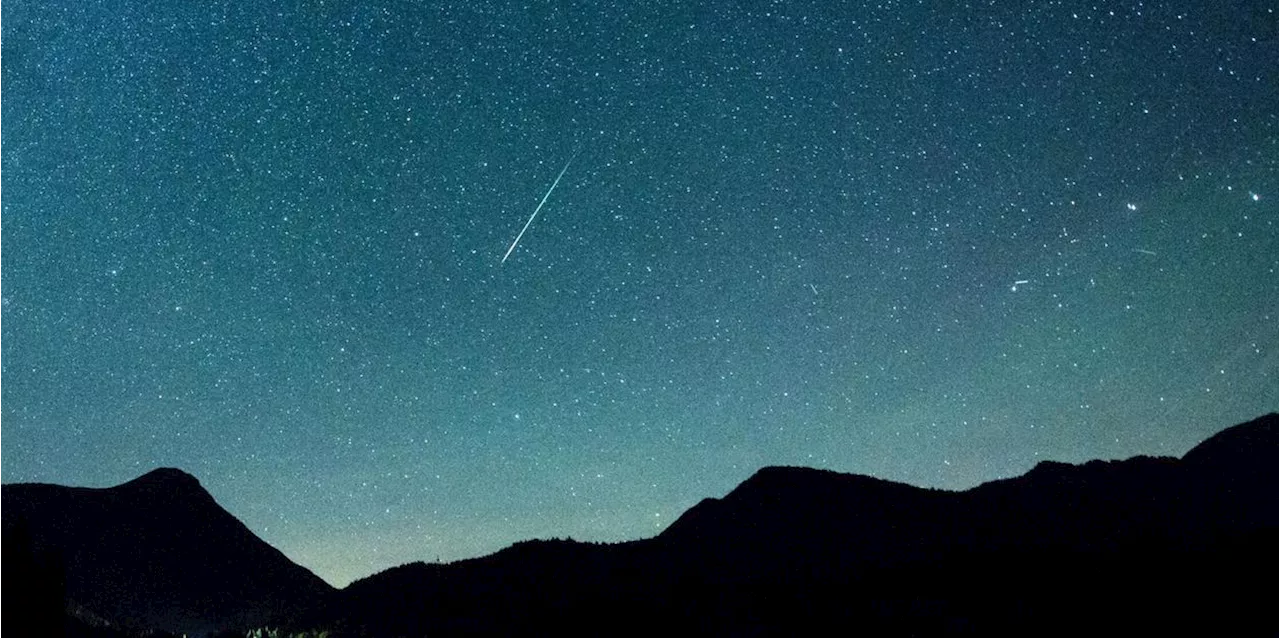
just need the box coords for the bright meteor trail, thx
[501,151,578,264]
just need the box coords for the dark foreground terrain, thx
[3,468,335,637]
[5,414,1276,637]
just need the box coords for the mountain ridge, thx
[323,413,1276,636]
[3,466,336,637]
[4,413,1275,636]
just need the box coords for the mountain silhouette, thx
[2,468,335,638]
[3,415,1275,636]
[316,413,1277,636]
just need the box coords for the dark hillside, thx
[317,414,1276,636]
[2,468,334,637]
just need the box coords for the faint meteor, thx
[1133,248,1158,256]
[1011,279,1030,292]
[501,151,578,264]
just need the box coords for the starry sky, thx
[3,0,1276,587]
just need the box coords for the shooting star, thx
[1010,279,1030,292]
[1133,248,1158,256]
[501,151,578,264]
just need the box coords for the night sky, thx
[3,0,1276,587]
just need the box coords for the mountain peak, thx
[4,466,334,636]
[1182,412,1277,466]
[730,464,918,501]
[737,465,836,489]
[132,467,200,484]
[119,467,205,495]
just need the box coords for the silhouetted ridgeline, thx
[3,414,1276,637]
[325,413,1277,636]
[2,468,335,638]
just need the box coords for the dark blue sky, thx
[3,0,1276,586]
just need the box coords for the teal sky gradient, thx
[3,0,1275,586]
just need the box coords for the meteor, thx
[501,151,578,264]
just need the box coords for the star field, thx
[3,0,1276,586]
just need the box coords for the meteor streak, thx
[501,151,578,264]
